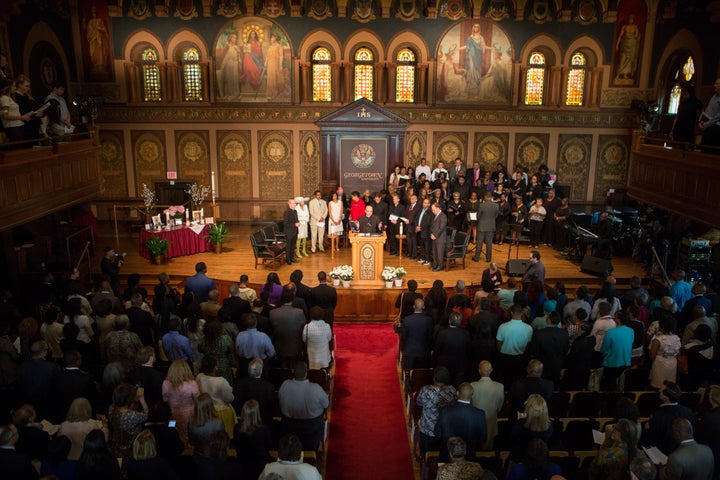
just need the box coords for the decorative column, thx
[299,61,311,103]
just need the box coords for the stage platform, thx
[101,223,647,323]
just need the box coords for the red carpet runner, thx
[325,324,414,480]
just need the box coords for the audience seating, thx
[561,419,599,451]
[635,391,661,416]
[547,391,570,418]
[268,367,293,391]
[404,368,434,409]
[621,367,651,391]
[307,368,330,391]
[567,391,602,418]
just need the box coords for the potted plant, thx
[206,222,229,253]
[394,266,407,287]
[145,236,169,264]
[330,265,354,287]
[382,266,397,288]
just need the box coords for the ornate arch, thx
[343,29,385,62]
[23,21,72,95]
[387,30,429,65]
[121,29,166,61]
[297,28,342,61]
[167,29,210,60]
[519,33,561,66]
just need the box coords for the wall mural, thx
[405,131,427,168]
[79,0,114,81]
[301,131,321,196]
[214,18,292,103]
[435,19,513,104]
[612,0,646,87]
[131,130,166,196]
[433,132,467,164]
[515,133,548,175]
[175,131,210,186]
[594,135,630,202]
[558,134,591,202]
[98,130,127,198]
[217,130,252,199]
[474,132,508,173]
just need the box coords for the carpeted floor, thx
[325,324,414,480]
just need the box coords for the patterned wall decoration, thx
[259,130,293,201]
[175,131,210,186]
[433,132,467,165]
[405,131,427,169]
[515,133,549,175]
[131,130,166,196]
[98,130,127,198]
[594,135,630,202]
[300,131,321,196]
[558,134,592,202]
[217,130,252,199]
[473,132,509,172]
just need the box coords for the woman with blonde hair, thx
[162,359,199,447]
[58,397,109,460]
[187,393,224,450]
[510,394,554,461]
[126,429,177,480]
[234,399,273,478]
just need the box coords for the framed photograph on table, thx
[151,214,162,227]
[192,210,203,223]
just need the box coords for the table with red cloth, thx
[139,224,211,259]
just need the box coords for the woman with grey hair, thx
[437,436,486,480]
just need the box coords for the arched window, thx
[354,47,374,101]
[141,47,161,102]
[667,83,681,114]
[565,52,586,106]
[682,56,695,82]
[182,47,203,101]
[524,51,546,106]
[395,48,416,103]
[312,47,332,102]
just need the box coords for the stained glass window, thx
[524,51,545,106]
[682,56,695,82]
[354,47,374,101]
[565,52,586,106]
[182,47,203,102]
[141,48,161,102]
[668,83,681,114]
[395,48,416,103]
[312,47,332,102]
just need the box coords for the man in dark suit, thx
[508,359,554,413]
[270,286,306,368]
[437,382,487,462]
[233,358,278,425]
[284,198,300,264]
[310,271,337,328]
[434,312,471,386]
[185,261,217,303]
[473,191,499,262]
[643,381,696,455]
[290,269,312,312]
[416,197,433,265]
[125,346,165,408]
[430,202,448,271]
[448,158,466,185]
[48,350,98,424]
[372,192,389,227]
[661,418,714,480]
[527,312,569,385]
[358,204,382,234]
[127,292,157,346]
[222,283,252,328]
[399,298,433,370]
[15,340,60,421]
[405,194,421,259]
[387,193,406,255]
[395,279,423,320]
[0,424,38,480]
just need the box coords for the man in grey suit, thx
[430,202,447,272]
[470,361,505,451]
[661,418,714,480]
[473,191,499,263]
[270,286,307,368]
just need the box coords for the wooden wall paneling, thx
[258,130,294,200]
[175,130,211,186]
[433,131,468,164]
[515,133,549,173]
[557,133,592,202]
[131,130,167,196]
[300,130,321,195]
[594,134,630,202]
[217,130,252,199]
[474,132,509,172]
[98,130,129,198]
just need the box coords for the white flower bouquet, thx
[330,265,354,281]
[394,266,407,279]
[186,182,211,207]
[141,183,156,211]
[381,266,397,281]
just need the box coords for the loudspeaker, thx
[581,256,614,277]
[506,259,530,276]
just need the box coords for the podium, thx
[349,232,387,287]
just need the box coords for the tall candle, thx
[186,207,190,222]
[211,171,216,203]
[399,222,403,235]
[200,208,204,223]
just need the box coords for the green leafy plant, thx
[145,236,169,256]
[206,222,229,245]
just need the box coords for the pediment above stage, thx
[315,98,410,132]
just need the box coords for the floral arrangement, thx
[381,266,398,281]
[163,205,185,219]
[141,183,156,211]
[329,265,354,281]
[186,182,211,207]
[395,266,407,278]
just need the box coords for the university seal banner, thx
[339,138,387,195]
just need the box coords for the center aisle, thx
[325,324,414,480]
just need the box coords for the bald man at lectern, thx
[359,204,382,234]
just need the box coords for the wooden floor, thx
[99,223,647,322]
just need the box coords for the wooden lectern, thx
[348,232,387,286]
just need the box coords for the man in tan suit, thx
[309,189,328,252]
[470,361,505,451]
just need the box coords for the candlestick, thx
[211,171,216,203]
[200,208,204,223]
[186,207,190,224]
[399,222,403,235]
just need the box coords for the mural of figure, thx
[242,30,264,91]
[464,23,491,95]
[264,33,285,99]
[438,46,466,102]
[479,51,511,102]
[220,33,242,99]
[615,14,640,80]
[86,6,108,71]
